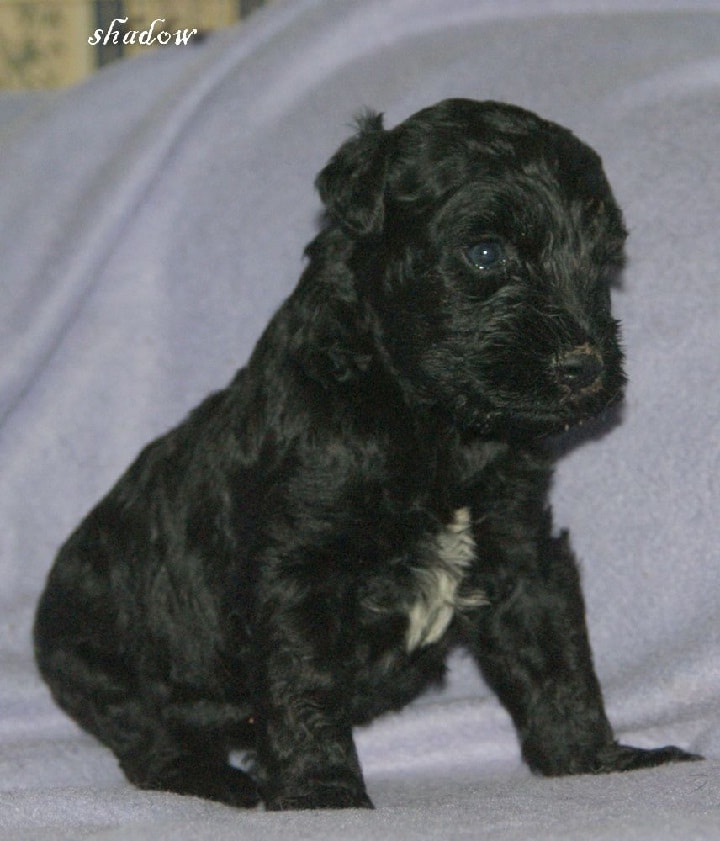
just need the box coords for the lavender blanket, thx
[1,1,718,837]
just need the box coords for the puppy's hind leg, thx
[34,608,259,806]
[117,713,259,808]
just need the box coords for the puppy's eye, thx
[464,240,506,271]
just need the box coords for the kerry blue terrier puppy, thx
[35,99,699,810]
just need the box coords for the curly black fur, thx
[34,99,699,810]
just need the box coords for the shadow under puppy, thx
[34,98,699,810]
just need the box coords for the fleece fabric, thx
[0,1,718,837]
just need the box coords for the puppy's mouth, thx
[548,383,625,436]
[474,380,624,440]
[560,398,620,434]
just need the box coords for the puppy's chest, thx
[363,507,488,652]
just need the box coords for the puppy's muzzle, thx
[554,344,604,395]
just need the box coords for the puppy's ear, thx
[315,111,388,237]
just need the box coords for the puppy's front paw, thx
[265,773,373,811]
[596,743,703,773]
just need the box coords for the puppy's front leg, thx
[253,567,372,810]
[471,526,699,775]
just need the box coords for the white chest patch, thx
[405,507,488,652]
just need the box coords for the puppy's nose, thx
[555,346,603,393]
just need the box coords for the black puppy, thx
[34,99,698,810]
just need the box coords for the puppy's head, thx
[316,99,626,438]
